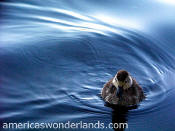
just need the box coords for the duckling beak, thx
[118,86,123,89]
[117,86,124,98]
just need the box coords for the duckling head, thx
[112,70,133,90]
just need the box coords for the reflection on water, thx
[106,103,138,131]
[0,0,175,131]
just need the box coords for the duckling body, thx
[101,70,145,106]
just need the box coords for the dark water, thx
[0,0,175,131]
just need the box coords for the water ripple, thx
[0,1,175,131]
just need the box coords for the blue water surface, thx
[0,0,175,131]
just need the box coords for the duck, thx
[101,70,145,106]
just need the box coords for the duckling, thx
[101,70,145,106]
